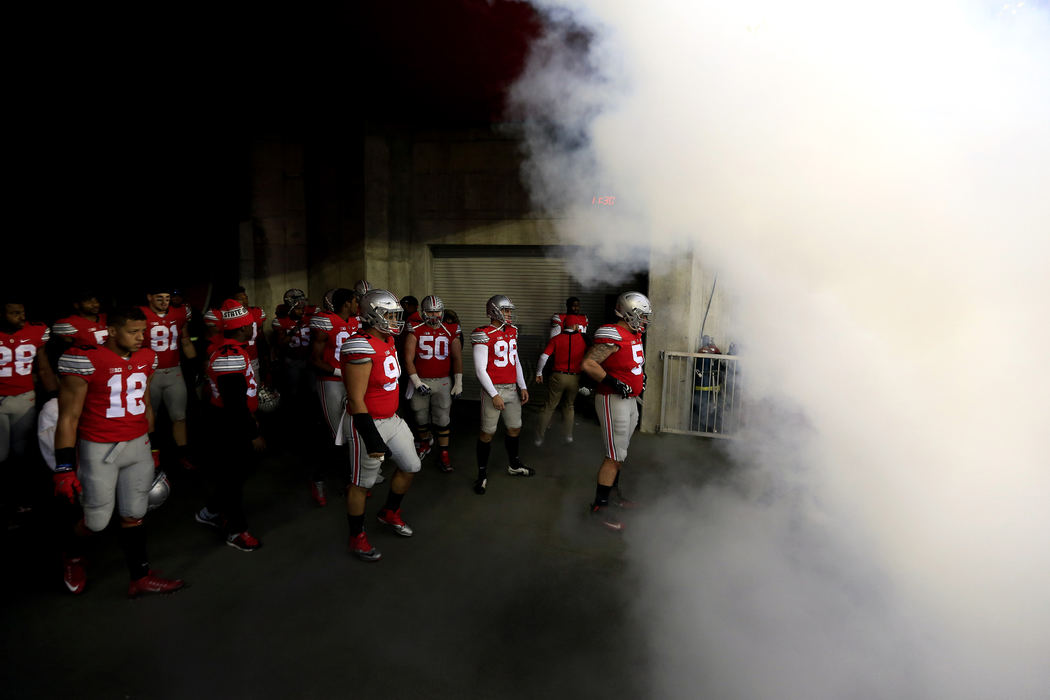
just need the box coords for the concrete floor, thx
[1,399,730,700]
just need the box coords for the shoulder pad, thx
[594,325,623,342]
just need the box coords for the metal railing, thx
[658,351,742,438]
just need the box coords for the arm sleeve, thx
[473,343,498,397]
[216,374,259,440]
[515,353,527,389]
[535,353,550,376]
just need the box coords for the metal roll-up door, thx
[431,245,646,403]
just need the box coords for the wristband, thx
[351,413,386,454]
[600,374,620,389]
[55,447,76,470]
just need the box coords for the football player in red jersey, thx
[341,290,421,562]
[549,296,589,338]
[580,291,652,532]
[52,291,108,346]
[1,299,58,514]
[533,311,589,447]
[194,299,265,552]
[271,288,314,407]
[403,295,463,472]
[470,295,532,495]
[140,286,197,470]
[53,307,185,597]
[309,287,360,506]
[204,286,268,376]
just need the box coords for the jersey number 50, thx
[416,335,449,361]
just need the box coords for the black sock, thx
[476,440,491,470]
[347,513,364,537]
[594,484,612,507]
[119,525,150,580]
[384,490,405,513]
[505,434,520,463]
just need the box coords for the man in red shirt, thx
[194,299,265,552]
[581,291,652,532]
[533,314,588,447]
[140,286,197,470]
[52,291,108,346]
[1,299,58,513]
[309,287,359,506]
[549,296,589,338]
[403,294,463,472]
[54,307,185,597]
[341,289,420,562]
[470,295,532,496]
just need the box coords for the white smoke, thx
[511,1,1050,698]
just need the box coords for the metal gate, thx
[658,351,742,438]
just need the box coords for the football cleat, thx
[310,481,327,507]
[226,531,262,552]
[507,460,535,477]
[62,556,87,595]
[415,438,433,460]
[194,508,223,530]
[438,449,453,473]
[473,476,487,495]
[377,508,414,537]
[590,504,625,532]
[127,570,186,598]
[349,532,382,562]
[612,494,638,509]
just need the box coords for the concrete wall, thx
[241,126,728,433]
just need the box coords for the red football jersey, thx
[204,306,266,361]
[272,313,312,361]
[57,345,157,442]
[552,313,588,333]
[310,312,360,381]
[471,325,520,385]
[0,322,50,396]
[140,305,191,369]
[52,314,108,346]
[341,332,401,419]
[206,339,259,413]
[409,322,460,379]
[594,324,645,397]
[540,331,587,374]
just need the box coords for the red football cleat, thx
[62,556,87,595]
[127,570,186,598]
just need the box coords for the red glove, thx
[53,470,82,504]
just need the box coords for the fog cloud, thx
[511,1,1050,697]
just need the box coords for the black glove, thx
[416,383,431,397]
[601,374,632,399]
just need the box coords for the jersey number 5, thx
[631,343,644,375]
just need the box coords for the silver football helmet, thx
[486,295,515,327]
[283,288,306,311]
[353,280,374,300]
[257,385,281,413]
[359,289,404,335]
[322,288,337,313]
[615,291,653,332]
[147,471,171,512]
[421,295,444,327]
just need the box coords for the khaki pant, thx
[536,372,579,440]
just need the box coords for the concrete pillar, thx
[639,247,722,433]
[241,138,309,317]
